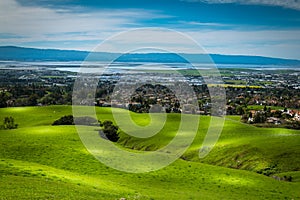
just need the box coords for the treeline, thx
[1,81,300,112]
[226,86,300,109]
[0,84,72,107]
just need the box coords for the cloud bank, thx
[0,0,299,59]
[0,0,169,50]
[189,0,300,10]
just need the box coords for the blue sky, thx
[0,0,300,59]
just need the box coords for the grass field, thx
[246,105,285,111]
[0,106,299,199]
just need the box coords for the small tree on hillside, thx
[101,120,120,142]
[53,115,98,126]
[52,115,74,125]
[0,116,18,129]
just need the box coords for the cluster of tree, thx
[128,103,150,113]
[52,115,120,142]
[52,115,74,125]
[226,105,246,115]
[0,84,72,108]
[0,116,18,130]
[52,115,99,126]
[99,120,120,142]
[226,87,300,109]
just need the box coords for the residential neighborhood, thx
[1,65,300,128]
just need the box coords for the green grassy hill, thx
[0,106,299,199]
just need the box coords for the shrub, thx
[0,116,18,130]
[253,112,267,123]
[52,115,74,125]
[284,175,293,182]
[53,115,99,126]
[100,120,120,142]
[285,121,300,130]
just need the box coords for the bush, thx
[53,115,99,126]
[100,120,120,142]
[0,116,18,130]
[253,112,267,123]
[52,115,74,125]
[285,121,300,130]
[284,175,292,182]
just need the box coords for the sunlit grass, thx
[0,106,299,199]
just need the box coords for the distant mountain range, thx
[1,46,300,66]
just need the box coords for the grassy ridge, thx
[117,110,300,174]
[0,106,299,199]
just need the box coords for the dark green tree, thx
[28,94,39,106]
[52,115,74,125]
[1,116,18,129]
[236,105,245,115]
[101,120,120,142]
[253,112,267,123]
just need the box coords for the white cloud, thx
[186,0,300,10]
[92,28,209,54]
[186,29,300,59]
[0,0,170,49]
[0,0,299,59]
[179,21,232,27]
[84,28,300,59]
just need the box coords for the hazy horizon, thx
[2,45,300,62]
[0,0,300,59]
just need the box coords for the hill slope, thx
[1,46,300,65]
[0,106,299,199]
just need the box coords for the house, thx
[266,117,281,125]
[286,110,300,121]
[294,111,300,121]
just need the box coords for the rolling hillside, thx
[0,106,299,199]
